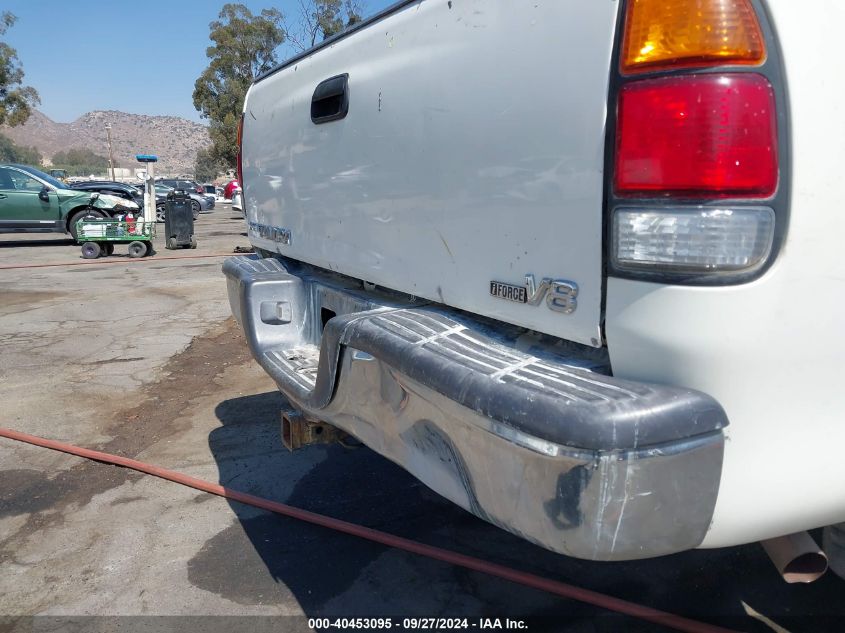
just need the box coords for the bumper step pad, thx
[225,255,727,451]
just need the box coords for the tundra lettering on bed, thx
[223,0,845,578]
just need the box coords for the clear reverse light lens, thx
[613,207,775,274]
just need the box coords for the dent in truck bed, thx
[240,0,617,348]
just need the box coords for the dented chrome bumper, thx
[223,255,728,560]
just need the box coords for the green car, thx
[0,164,138,241]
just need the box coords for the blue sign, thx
[135,154,158,163]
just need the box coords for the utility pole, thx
[105,124,116,181]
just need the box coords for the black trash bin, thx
[164,189,196,249]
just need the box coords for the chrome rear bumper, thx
[223,255,728,560]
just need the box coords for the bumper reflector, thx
[612,207,775,273]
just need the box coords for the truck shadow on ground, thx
[0,238,75,248]
[197,392,843,632]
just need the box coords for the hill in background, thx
[2,110,211,177]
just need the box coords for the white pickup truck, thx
[224,0,845,576]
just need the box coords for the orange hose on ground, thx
[0,427,737,633]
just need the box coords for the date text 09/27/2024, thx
[308,617,528,630]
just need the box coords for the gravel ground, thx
[0,207,842,633]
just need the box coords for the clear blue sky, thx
[3,0,394,124]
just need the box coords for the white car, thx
[231,188,242,214]
[223,0,845,580]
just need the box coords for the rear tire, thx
[127,241,147,258]
[156,204,166,223]
[81,242,101,259]
[167,237,178,250]
[189,236,197,249]
[191,200,200,220]
[68,209,106,242]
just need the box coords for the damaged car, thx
[0,164,139,241]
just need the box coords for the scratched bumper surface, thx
[223,255,726,560]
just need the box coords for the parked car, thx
[152,185,210,221]
[202,184,222,200]
[157,179,213,213]
[201,193,216,210]
[157,178,203,195]
[223,0,845,579]
[128,183,169,221]
[71,180,144,210]
[0,164,138,241]
[231,189,243,215]
[223,180,239,200]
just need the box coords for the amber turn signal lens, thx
[621,0,766,74]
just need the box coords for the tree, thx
[0,13,40,127]
[286,0,364,51]
[52,148,109,177]
[0,133,41,164]
[194,146,227,182]
[193,4,286,168]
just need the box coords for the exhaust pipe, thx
[761,532,828,583]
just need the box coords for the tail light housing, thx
[615,74,777,198]
[607,0,787,284]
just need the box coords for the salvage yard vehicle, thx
[152,185,208,221]
[231,188,242,215]
[203,183,223,201]
[223,0,845,577]
[157,178,203,196]
[200,193,216,210]
[71,180,145,210]
[223,179,239,200]
[157,178,214,215]
[0,164,140,241]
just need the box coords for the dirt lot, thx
[0,208,842,632]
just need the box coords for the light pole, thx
[105,124,116,181]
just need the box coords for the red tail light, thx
[237,113,244,189]
[615,74,777,198]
